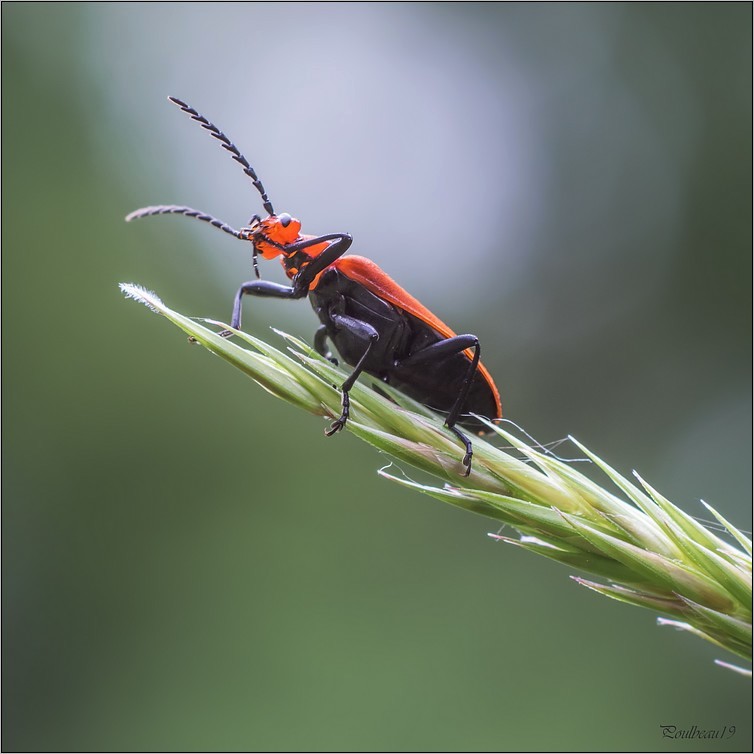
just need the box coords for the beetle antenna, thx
[168,96,275,216]
[125,205,245,240]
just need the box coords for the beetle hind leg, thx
[447,425,474,476]
[325,391,350,436]
[396,334,481,476]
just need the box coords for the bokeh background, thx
[3,3,752,751]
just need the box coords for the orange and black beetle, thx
[127,97,502,474]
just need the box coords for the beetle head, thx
[243,213,301,260]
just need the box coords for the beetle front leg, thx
[285,233,353,288]
[216,279,307,337]
[324,313,378,435]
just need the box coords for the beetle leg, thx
[217,280,307,337]
[446,425,474,475]
[325,313,379,435]
[314,325,338,365]
[285,233,353,288]
[219,235,352,336]
[397,334,481,475]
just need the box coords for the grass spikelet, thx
[121,284,752,669]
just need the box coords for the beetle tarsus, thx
[448,424,474,476]
[326,392,350,435]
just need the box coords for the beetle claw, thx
[462,451,473,476]
[326,392,350,436]
[325,418,346,436]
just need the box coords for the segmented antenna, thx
[125,205,244,240]
[168,96,275,216]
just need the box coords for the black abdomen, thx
[309,269,498,432]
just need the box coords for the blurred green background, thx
[3,3,751,751]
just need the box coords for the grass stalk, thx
[120,283,752,673]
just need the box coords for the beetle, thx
[126,97,502,475]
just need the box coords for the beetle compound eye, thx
[278,212,292,228]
